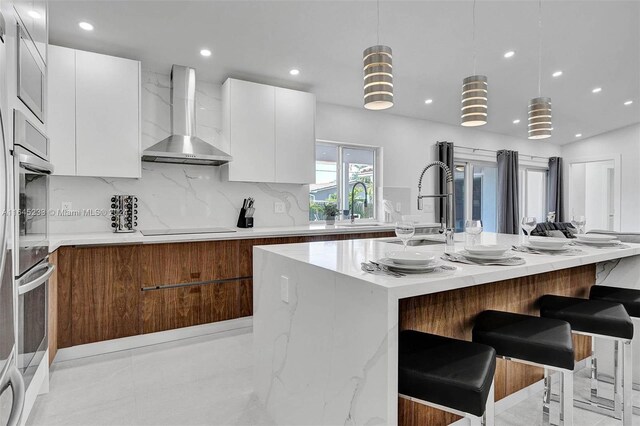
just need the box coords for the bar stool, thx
[398,330,496,426]
[539,295,634,426]
[472,310,575,426]
[589,285,640,413]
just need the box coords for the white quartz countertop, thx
[256,233,640,299]
[48,222,413,252]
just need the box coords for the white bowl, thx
[528,237,569,249]
[576,234,617,242]
[463,244,510,256]
[385,251,435,266]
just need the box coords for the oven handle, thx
[0,364,25,426]
[18,263,54,295]
[15,148,52,175]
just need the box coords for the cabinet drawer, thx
[141,241,241,287]
[141,280,248,334]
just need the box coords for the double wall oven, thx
[12,109,53,388]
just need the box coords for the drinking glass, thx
[571,215,586,234]
[465,220,483,246]
[521,217,537,243]
[395,222,415,251]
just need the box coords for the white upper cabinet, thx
[222,78,315,184]
[47,46,141,178]
[47,45,75,175]
[274,87,316,184]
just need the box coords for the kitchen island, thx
[253,233,640,425]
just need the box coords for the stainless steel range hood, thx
[142,65,232,166]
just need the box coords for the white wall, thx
[562,123,640,232]
[316,103,561,222]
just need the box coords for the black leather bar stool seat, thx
[589,286,640,318]
[472,310,574,370]
[473,310,575,425]
[539,295,634,340]
[540,294,634,425]
[399,330,496,423]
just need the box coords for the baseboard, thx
[54,317,253,363]
[450,358,589,426]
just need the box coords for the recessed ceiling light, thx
[552,70,563,77]
[592,87,602,93]
[624,100,633,106]
[575,133,582,138]
[503,50,515,58]
[200,49,212,57]
[289,69,300,76]
[28,10,41,19]
[513,119,521,124]
[424,99,433,104]
[78,21,94,31]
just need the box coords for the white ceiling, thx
[48,0,640,145]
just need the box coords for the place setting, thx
[361,222,457,277]
[512,236,584,256]
[572,233,630,249]
[442,244,526,266]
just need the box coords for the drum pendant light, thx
[461,0,488,127]
[528,0,552,139]
[363,0,393,110]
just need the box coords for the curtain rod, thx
[455,145,551,161]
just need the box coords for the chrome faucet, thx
[417,161,455,249]
[350,182,368,223]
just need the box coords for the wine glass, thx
[395,222,415,251]
[465,220,483,246]
[521,217,537,244]
[571,215,586,234]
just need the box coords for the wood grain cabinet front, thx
[70,245,141,346]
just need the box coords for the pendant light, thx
[461,0,488,127]
[363,0,393,110]
[528,0,552,139]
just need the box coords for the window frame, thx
[519,165,549,224]
[453,159,499,231]
[311,139,382,222]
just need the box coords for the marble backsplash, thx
[48,70,309,234]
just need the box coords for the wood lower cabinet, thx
[70,245,141,346]
[54,231,394,349]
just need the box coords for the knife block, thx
[237,208,254,228]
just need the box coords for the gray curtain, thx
[436,141,454,224]
[497,150,520,234]
[547,157,563,222]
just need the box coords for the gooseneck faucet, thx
[417,161,455,249]
[350,182,368,223]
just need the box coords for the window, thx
[519,168,548,223]
[309,142,378,221]
[454,161,498,232]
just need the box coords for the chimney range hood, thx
[142,65,232,166]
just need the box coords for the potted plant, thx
[323,203,339,225]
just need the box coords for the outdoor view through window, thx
[310,143,375,221]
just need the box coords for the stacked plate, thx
[575,234,621,247]
[378,251,440,273]
[527,237,572,252]
[458,245,515,263]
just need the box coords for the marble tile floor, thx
[28,329,639,426]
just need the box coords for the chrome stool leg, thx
[543,369,552,426]
[590,337,598,401]
[561,370,574,426]
[623,340,633,426]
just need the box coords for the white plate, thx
[459,250,516,261]
[463,244,510,256]
[577,239,621,247]
[528,237,570,249]
[576,234,617,242]
[377,258,440,272]
[385,251,435,266]
[526,244,569,252]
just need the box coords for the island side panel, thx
[398,264,595,426]
[595,256,640,383]
[253,248,396,425]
